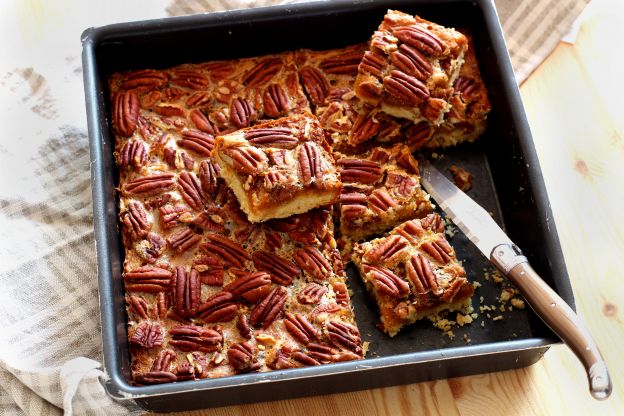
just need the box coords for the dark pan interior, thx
[85,0,571,401]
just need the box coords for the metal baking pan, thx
[82,0,573,412]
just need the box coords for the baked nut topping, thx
[352,214,474,336]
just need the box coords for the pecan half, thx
[124,265,172,292]
[192,211,225,233]
[299,66,329,106]
[242,58,283,87]
[326,321,363,355]
[223,145,268,175]
[197,291,238,323]
[420,237,454,264]
[406,253,441,296]
[363,234,409,263]
[338,159,382,184]
[263,84,289,118]
[124,174,175,195]
[397,219,426,242]
[368,189,398,214]
[178,172,205,211]
[230,97,257,128]
[252,251,300,286]
[129,322,164,348]
[177,130,215,156]
[159,204,190,229]
[319,51,364,75]
[127,295,149,320]
[362,264,409,297]
[244,127,298,149]
[224,271,272,303]
[171,69,210,89]
[395,148,420,174]
[228,342,261,373]
[298,142,324,185]
[441,277,467,302]
[454,76,477,97]
[284,312,319,345]
[121,69,169,90]
[201,234,249,268]
[237,314,253,339]
[340,191,368,221]
[135,349,177,384]
[333,281,350,306]
[390,44,433,80]
[359,51,387,77]
[350,113,381,145]
[297,282,328,304]
[119,140,147,169]
[420,213,445,233]
[186,91,211,107]
[293,246,331,281]
[404,120,433,149]
[386,172,417,197]
[122,201,150,240]
[139,232,167,264]
[154,292,168,319]
[249,286,287,329]
[199,160,220,195]
[168,227,201,253]
[153,104,185,118]
[422,97,447,122]
[113,90,140,137]
[169,325,223,352]
[172,266,201,318]
[189,109,218,134]
[383,70,429,107]
[392,25,446,57]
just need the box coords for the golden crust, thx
[352,214,474,336]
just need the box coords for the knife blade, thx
[419,159,612,400]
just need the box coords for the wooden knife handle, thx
[491,244,612,400]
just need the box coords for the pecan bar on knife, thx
[354,10,468,126]
[335,144,433,254]
[352,214,473,337]
[212,113,342,222]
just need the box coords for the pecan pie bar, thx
[354,10,468,126]
[352,214,474,336]
[212,113,342,222]
[335,144,433,250]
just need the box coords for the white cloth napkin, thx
[0,0,588,414]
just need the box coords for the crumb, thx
[511,298,526,309]
[449,165,473,191]
[500,288,514,302]
[431,152,439,159]
[479,296,484,304]
[491,270,504,284]
[445,330,455,339]
[473,281,482,289]
[471,313,478,319]
[480,321,485,327]
[486,313,491,318]
[456,313,473,327]
[492,315,503,321]
[463,334,471,343]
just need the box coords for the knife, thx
[419,160,612,400]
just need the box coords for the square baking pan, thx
[82,0,573,412]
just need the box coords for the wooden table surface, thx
[163,0,623,414]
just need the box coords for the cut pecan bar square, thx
[335,144,433,252]
[212,113,342,222]
[352,214,474,336]
[354,10,468,127]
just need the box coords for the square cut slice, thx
[352,214,474,336]
[354,10,468,126]
[335,144,433,249]
[212,113,342,222]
